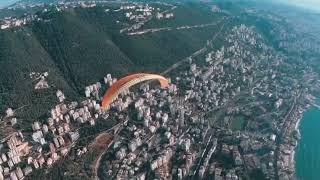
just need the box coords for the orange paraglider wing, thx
[102,73,169,109]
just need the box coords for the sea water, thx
[295,100,320,180]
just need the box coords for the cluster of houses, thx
[0,72,121,179]
[0,15,38,30]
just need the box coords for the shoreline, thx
[292,115,301,175]
[292,100,317,179]
[292,118,300,164]
[291,103,309,178]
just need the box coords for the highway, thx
[162,17,229,75]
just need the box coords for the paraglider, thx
[101,73,169,109]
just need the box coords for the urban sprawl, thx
[1,1,320,180]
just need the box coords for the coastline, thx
[292,115,301,171]
[292,101,311,179]
[293,95,317,180]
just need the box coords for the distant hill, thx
[9,0,58,7]
[15,0,57,4]
[7,0,107,9]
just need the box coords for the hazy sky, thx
[0,0,18,8]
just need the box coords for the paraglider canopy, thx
[101,73,169,109]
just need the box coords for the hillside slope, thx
[0,3,223,126]
[0,29,77,124]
